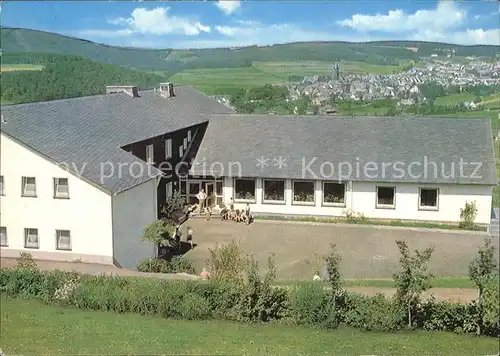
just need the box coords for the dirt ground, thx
[183,219,497,280]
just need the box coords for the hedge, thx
[1,267,498,337]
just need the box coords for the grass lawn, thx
[1,297,497,355]
[0,64,44,72]
[434,93,475,106]
[252,61,333,77]
[341,61,405,74]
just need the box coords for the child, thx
[244,203,252,225]
[187,226,194,249]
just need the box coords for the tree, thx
[141,220,174,258]
[393,240,434,328]
[324,244,343,314]
[469,237,498,335]
[459,201,477,230]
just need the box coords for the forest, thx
[1,53,168,104]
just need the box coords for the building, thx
[0,84,497,268]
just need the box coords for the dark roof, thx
[1,86,233,193]
[191,114,497,185]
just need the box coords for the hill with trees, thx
[0,53,167,104]
[2,27,498,73]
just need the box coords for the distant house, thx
[1,84,497,268]
[464,101,477,109]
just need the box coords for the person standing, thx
[196,189,207,213]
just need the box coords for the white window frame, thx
[376,186,396,209]
[179,145,184,158]
[0,175,4,196]
[234,178,256,203]
[21,177,37,197]
[53,178,70,199]
[24,228,39,249]
[165,181,173,199]
[183,137,188,150]
[0,226,7,247]
[322,181,346,207]
[56,229,72,251]
[418,187,439,211]
[262,179,286,204]
[187,130,192,143]
[146,144,154,164]
[292,180,315,206]
[165,139,172,159]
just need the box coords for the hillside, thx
[2,28,499,73]
[0,53,167,104]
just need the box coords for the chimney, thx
[158,82,175,98]
[106,85,139,98]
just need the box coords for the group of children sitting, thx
[220,198,253,225]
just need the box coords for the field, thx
[434,93,475,106]
[0,64,44,72]
[170,60,412,94]
[1,297,497,355]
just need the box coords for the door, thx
[205,182,215,208]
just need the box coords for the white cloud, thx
[337,1,499,45]
[215,1,241,15]
[337,1,466,32]
[109,7,210,36]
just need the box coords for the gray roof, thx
[1,86,233,193]
[191,115,497,185]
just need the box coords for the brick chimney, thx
[106,85,139,98]
[158,82,175,98]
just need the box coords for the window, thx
[188,182,200,205]
[146,144,154,164]
[234,179,256,201]
[0,176,4,196]
[56,230,72,251]
[53,178,69,199]
[263,179,285,203]
[183,137,188,150]
[165,139,172,159]
[323,182,345,206]
[21,177,37,197]
[187,130,192,142]
[165,182,173,199]
[24,228,39,249]
[293,180,315,204]
[419,188,439,210]
[376,186,395,208]
[179,145,184,158]
[0,227,7,246]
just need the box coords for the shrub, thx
[179,293,212,320]
[16,252,38,270]
[459,201,477,230]
[289,282,337,328]
[342,209,366,223]
[207,240,247,284]
[343,293,406,332]
[482,275,500,336]
[136,257,196,274]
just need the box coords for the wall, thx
[222,177,493,224]
[0,133,114,264]
[112,177,158,269]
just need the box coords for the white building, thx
[0,85,497,268]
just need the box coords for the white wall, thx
[222,177,493,224]
[0,133,114,263]
[112,177,158,269]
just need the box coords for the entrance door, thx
[205,182,215,208]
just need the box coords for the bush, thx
[343,293,406,332]
[136,257,196,274]
[289,282,337,328]
[207,240,247,284]
[16,252,38,270]
[459,201,477,230]
[482,275,500,336]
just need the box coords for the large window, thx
[165,139,172,159]
[21,177,37,197]
[263,179,285,203]
[187,130,192,142]
[234,179,256,202]
[24,228,39,249]
[56,230,72,251]
[0,227,7,247]
[293,180,315,204]
[323,182,345,206]
[376,186,395,208]
[183,138,188,150]
[419,188,439,210]
[53,178,69,199]
[0,176,4,196]
[146,144,154,164]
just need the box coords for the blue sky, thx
[2,1,499,48]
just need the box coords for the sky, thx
[1,1,499,49]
